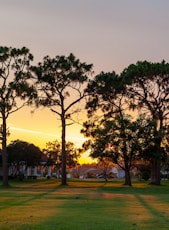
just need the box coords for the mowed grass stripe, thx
[33,194,132,230]
[0,179,169,230]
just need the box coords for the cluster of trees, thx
[82,61,169,186]
[0,46,169,186]
[4,139,82,179]
[0,46,92,186]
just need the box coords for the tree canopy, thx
[0,46,37,186]
[83,61,169,185]
[42,140,82,168]
[7,140,43,166]
[32,53,93,185]
[121,61,169,184]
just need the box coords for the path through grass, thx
[0,179,169,229]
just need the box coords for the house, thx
[70,164,125,179]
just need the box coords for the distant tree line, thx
[0,139,81,180]
[0,46,169,186]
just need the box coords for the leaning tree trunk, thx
[61,113,67,185]
[2,113,9,186]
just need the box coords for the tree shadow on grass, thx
[134,194,169,229]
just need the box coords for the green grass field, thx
[0,179,169,230]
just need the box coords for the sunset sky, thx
[1,0,169,163]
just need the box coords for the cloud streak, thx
[9,126,86,142]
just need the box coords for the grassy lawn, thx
[0,179,169,230]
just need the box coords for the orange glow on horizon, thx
[7,125,94,164]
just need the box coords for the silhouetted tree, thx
[96,157,114,181]
[82,114,147,186]
[42,140,83,173]
[0,47,37,186]
[65,141,83,168]
[85,71,124,118]
[7,140,43,166]
[32,54,93,185]
[7,140,43,180]
[121,60,169,185]
[42,140,61,166]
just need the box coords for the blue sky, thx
[1,0,169,162]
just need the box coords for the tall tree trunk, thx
[2,113,9,186]
[150,159,160,185]
[150,159,156,183]
[150,121,161,185]
[61,114,67,185]
[151,124,163,185]
[156,160,161,185]
[124,167,132,186]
